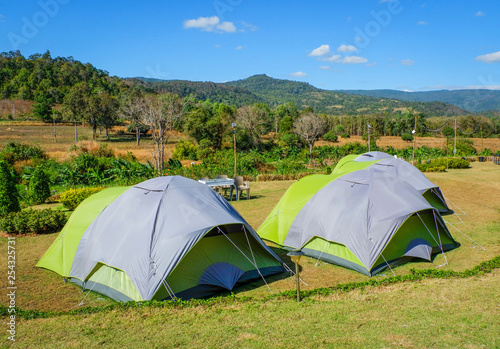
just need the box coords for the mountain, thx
[127,78,265,107]
[224,75,470,116]
[132,75,471,116]
[336,89,500,113]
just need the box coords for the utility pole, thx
[411,113,417,164]
[232,122,237,177]
[367,123,371,152]
[454,118,457,157]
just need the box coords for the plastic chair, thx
[234,176,250,200]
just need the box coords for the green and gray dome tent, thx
[333,151,453,215]
[37,176,285,302]
[258,166,458,276]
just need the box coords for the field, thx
[1,122,499,165]
[0,160,499,348]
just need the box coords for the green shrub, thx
[340,133,350,138]
[0,161,20,215]
[415,158,470,172]
[430,158,470,169]
[0,208,67,235]
[401,133,413,141]
[59,187,103,211]
[173,140,198,160]
[27,167,51,205]
[323,130,338,142]
[0,142,47,164]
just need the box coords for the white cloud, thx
[319,65,331,70]
[401,59,415,66]
[217,21,237,33]
[240,21,258,32]
[337,44,358,53]
[183,16,236,33]
[338,56,368,64]
[417,21,428,25]
[309,44,330,57]
[320,54,342,62]
[235,45,244,50]
[475,11,485,16]
[476,51,500,63]
[290,71,307,77]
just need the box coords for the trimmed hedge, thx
[416,158,470,172]
[0,208,67,235]
[59,187,103,211]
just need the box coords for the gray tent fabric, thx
[198,262,245,290]
[70,176,283,301]
[354,151,393,162]
[351,152,451,214]
[404,238,433,260]
[284,167,441,272]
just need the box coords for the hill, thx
[133,75,470,116]
[337,89,500,113]
[225,75,470,116]
[126,78,265,106]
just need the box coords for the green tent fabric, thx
[37,187,130,277]
[37,176,285,302]
[258,153,458,276]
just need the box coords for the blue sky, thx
[1,0,499,91]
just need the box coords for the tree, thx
[183,100,226,150]
[93,92,119,140]
[62,82,91,142]
[120,88,146,145]
[28,167,51,205]
[32,94,53,122]
[294,113,325,160]
[0,161,20,215]
[236,104,268,148]
[139,93,187,173]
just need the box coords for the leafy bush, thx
[430,158,470,169]
[0,161,20,215]
[173,140,198,160]
[415,163,446,172]
[0,142,47,164]
[27,167,51,205]
[323,130,338,142]
[59,187,103,211]
[78,141,114,158]
[449,139,477,156]
[401,133,413,141]
[340,133,350,138]
[0,208,67,235]
[275,158,307,174]
[415,158,470,172]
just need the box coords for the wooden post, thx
[412,113,417,164]
[454,118,457,157]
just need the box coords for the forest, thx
[1,50,499,177]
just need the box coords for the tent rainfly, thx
[258,160,459,276]
[37,176,285,302]
[332,151,453,215]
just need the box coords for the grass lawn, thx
[0,161,499,348]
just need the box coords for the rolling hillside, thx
[131,75,471,116]
[337,89,500,113]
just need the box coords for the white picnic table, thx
[198,178,239,201]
